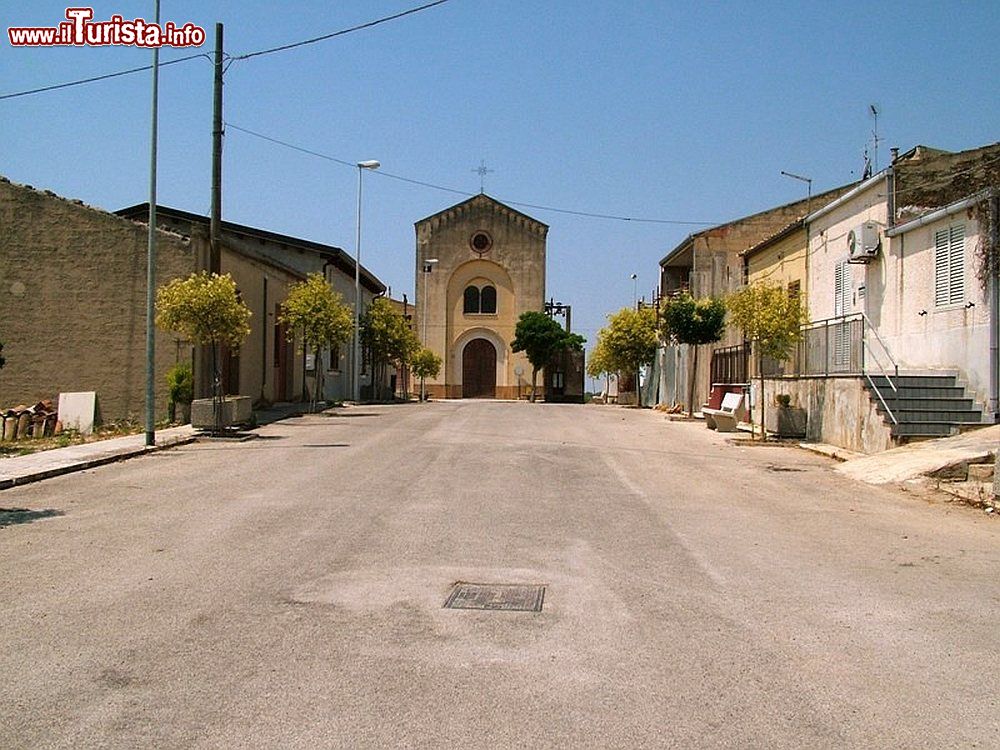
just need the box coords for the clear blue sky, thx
[3,1,999,347]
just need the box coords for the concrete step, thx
[877,397,975,411]
[886,409,985,424]
[869,374,963,388]
[869,385,967,398]
[891,422,959,437]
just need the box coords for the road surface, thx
[1,402,997,748]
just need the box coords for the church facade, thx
[415,194,546,399]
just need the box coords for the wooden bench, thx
[703,392,744,432]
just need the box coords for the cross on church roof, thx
[472,160,494,193]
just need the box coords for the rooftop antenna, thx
[472,160,494,193]
[869,103,882,174]
[780,170,812,216]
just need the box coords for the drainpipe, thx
[990,195,999,422]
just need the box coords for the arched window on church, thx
[480,285,497,314]
[464,286,481,314]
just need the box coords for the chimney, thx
[890,147,899,164]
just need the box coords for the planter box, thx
[765,406,807,438]
[191,396,252,429]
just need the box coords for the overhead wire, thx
[229,0,451,61]
[225,121,719,227]
[0,52,210,101]
[0,0,451,101]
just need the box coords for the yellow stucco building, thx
[415,194,546,399]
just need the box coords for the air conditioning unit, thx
[847,221,880,261]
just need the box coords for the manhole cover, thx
[444,582,545,612]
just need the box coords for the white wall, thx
[886,213,990,405]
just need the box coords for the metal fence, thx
[710,344,749,384]
[760,315,864,377]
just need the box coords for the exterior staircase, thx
[865,372,988,440]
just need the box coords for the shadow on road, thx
[0,508,64,528]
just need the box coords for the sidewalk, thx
[835,424,999,485]
[0,425,198,491]
[0,401,318,491]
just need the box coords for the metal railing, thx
[758,313,899,424]
[861,312,899,424]
[710,344,749,385]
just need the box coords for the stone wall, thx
[0,178,198,421]
[757,375,893,454]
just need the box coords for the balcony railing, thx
[758,314,899,424]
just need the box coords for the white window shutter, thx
[948,224,964,305]
[934,224,965,307]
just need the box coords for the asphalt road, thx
[1,402,998,749]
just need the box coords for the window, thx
[787,280,801,302]
[834,261,849,317]
[934,223,965,307]
[480,285,497,314]
[464,286,480,314]
[463,285,498,314]
[329,343,340,371]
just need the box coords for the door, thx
[462,339,497,398]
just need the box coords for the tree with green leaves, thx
[726,281,807,439]
[660,293,727,416]
[601,306,658,406]
[411,347,443,401]
[278,273,353,411]
[361,297,420,402]
[511,310,585,402]
[585,331,614,398]
[156,272,252,430]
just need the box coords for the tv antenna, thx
[869,104,882,174]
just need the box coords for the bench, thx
[703,392,744,432]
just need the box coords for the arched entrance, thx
[462,338,497,398]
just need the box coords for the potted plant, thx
[769,392,807,438]
[166,362,194,424]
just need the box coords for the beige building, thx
[117,204,386,405]
[657,183,854,410]
[743,219,807,299]
[0,178,199,421]
[415,194,546,399]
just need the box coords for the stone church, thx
[415,194,546,399]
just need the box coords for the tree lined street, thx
[1,402,998,748]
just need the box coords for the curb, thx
[0,435,197,491]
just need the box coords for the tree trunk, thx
[687,344,699,417]
[530,367,538,402]
[758,352,766,442]
[314,362,323,413]
[212,342,222,435]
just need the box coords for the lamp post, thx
[630,273,638,308]
[354,159,380,402]
[421,258,438,401]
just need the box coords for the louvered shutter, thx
[948,224,964,306]
[834,261,848,317]
[934,224,965,307]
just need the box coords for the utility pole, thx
[144,0,160,447]
[196,22,224,401]
[210,22,223,275]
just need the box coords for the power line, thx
[225,121,719,226]
[230,0,451,61]
[0,53,209,101]
[0,0,451,101]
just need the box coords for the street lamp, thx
[354,159,380,402]
[630,273,638,308]
[421,258,438,401]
